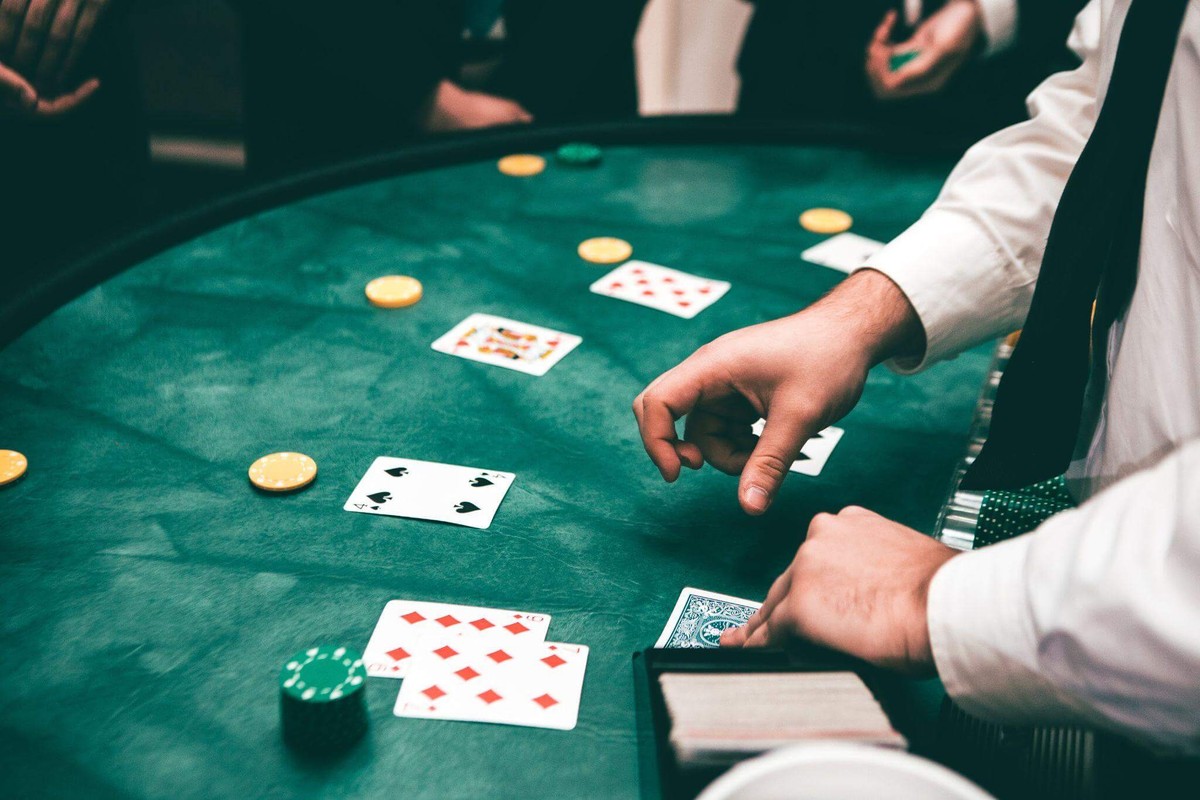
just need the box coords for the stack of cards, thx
[656,588,762,649]
[660,671,907,767]
[751,419,844,477]
[364,599,589,731]
[431,313,581,376]
[590,261,730,319]
[344,457,516,530]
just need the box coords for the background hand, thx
[0,0,108,117]
[423,79,534,133]
[633,270,924,515]
[720,506,959,673]
[865,0,982,101]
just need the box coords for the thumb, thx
[739,411,814,515]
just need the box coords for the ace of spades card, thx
[344,457,516,529]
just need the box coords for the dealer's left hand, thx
[721,506,960,674]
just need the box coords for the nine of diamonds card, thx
[431,313,582,376]
[589,261,730,319]
[394,638,589,730]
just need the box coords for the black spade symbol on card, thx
[384,467,408,477]
[367,491,392,505]
[455,501,480,514]
[470,477,494,488]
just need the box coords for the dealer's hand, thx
[633,269,924,515]
[0,0,109,117]
[721,506,959,674]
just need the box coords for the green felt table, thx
[0,122,992,799]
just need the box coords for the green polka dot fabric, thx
[975,476,1076,548]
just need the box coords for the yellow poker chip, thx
[365,275,423,308]
[799,207,853,234]
[0,450,27,487]
[497,154,545,177]
[577,237,633,264]
[249,452,317,493]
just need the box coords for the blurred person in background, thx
[738,0,1086,143]
[2,0,147,296]
[237,0,647,180]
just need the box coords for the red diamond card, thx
[363,600,551,679]
[394,639,589,731]
[589,260,730,319]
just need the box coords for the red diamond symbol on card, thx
[470,617,496,631]
[478,689,503,704]
[679,301,691,307]
[503,622,530,635]
[401,611,426,624]
[663,277,675,283]
[422,685,446,701]
[632,268,644,275]
[610,282,623,289]
[642,290,654,296]
[435,614,461,627]
[488,649,513,664]
[386,646,411,662]
[541,654,567,668]
[533,694,559,709]
[433,645,459,660]
[699,287,711,294]
[637,279,649,285]
[455,666,481,681]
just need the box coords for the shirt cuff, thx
[927,535,1076,724]
[975,0,1018,56]
[859,207,1020,373]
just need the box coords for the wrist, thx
[811,269,926,367]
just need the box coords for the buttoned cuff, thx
[927,535,1075,724]
[859,208,1021,373]
[975,0,1018,56]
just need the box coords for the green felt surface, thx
[0,143,989,799]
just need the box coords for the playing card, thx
[343,456,516,529]
[589,261,730,319]
[363,600,551,678]
[801,232,885,273]
[431,313,581,376]
[751,419,844,477]
[655,587,761,649]
[394,639,589,730]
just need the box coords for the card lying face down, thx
[750,419,844,477]
[801,232,885,273]
[656,587,762,649]
[363,600,552,678]
[344,456,516,529]
[431,313,581,376]
[590,261,730,319]
[395,638,589,731]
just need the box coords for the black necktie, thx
[960,0,1190,491]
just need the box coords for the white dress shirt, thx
[865,0,1200,755]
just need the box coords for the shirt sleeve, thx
[926,438,1200,756]
[976,0,1019,55]
[861,0,1102,372]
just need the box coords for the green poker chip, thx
[556,142,603,167]
[279,645,368,753]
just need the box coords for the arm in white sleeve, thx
[863,0,1102,371]
[975,0,1018,54]
[927,437,1200,756]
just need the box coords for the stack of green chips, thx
[555,142,603,167]
[279,645,368,754]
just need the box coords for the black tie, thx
[961,0,1190,491]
